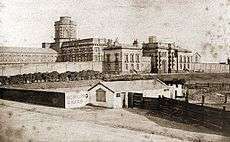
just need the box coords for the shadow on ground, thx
[126,108,223,136]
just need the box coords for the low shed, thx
[88,79,171,108]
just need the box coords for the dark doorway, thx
[128,92,143,108]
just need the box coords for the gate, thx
[128,92,143,108]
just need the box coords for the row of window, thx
[62,54,93,62]
[179,63,190,70]
[125,54,140,63]
[179,55,191,63]
[125,63,140,71]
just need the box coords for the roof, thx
[193,52,201,57]
[144,42,192,53]
[0,46,57,54]
[88,79,169,93]
[104,43,142,50]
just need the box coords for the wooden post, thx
[201,95,205,106]
[222,106,226,131]
[224,95,228,104]
[185,92,189,103]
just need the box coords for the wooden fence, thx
[142,97,230,136]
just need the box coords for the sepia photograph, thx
[0,0,230,141]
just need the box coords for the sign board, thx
[65,91,89,108]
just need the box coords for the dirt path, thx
[0,99,229,142]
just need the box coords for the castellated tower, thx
[54,16,76,47]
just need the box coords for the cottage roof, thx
[0,46,57,54]
[88,79,169,93]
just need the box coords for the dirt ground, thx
[0,100,229,142]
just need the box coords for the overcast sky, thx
[0,0,230,62]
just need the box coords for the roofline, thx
[87,82,115,93]
[156,79,170,88]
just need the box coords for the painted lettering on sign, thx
[66,92,89,108]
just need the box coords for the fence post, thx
[222,106,226,132]
[224,95,228,104]
[185,89,189,103]
[201,95,205,106]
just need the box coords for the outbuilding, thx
[88,79,171,108]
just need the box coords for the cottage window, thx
[96,88,106,102]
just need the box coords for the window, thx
[115,53,119,62]
[136,54,140,63]
[195,55,198,62]
[136,64,139,70]
[187,56,190,63]
[131,64,134,70]
[130,54,134,63]
[125,54,129,62]
[96,88,106,102]
[116,93,120,97]
[106,54,110,62]
[184,56,186,63]
[125,64,128,70]
[179,55,182,63]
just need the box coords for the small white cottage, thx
[87,79,171,108]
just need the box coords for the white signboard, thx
[65,91,89,108]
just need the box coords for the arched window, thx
[96,88,106,102]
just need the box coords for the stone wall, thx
[0,62,103,76]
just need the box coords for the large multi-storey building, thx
[60,38,108,62]
[103,40,151,74]
[143,36,193,73]
[43,16,109,62]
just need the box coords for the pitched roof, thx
[88,79,169,93]
[0,46,57,54]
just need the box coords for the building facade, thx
[0,46,58,64]
[43,17,109,62]
[88,80,171,108]
[60,38,108,62]
[192,52,201,63]
[143,36,193,73]
[54,16,77,48]
[103,40,151,74]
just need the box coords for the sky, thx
[0,0,230,62]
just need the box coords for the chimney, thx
[149,36,157,43]
[133,39,138,47]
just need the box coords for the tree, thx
[34,72,43,83]
[42,72,49,82]
[59,72,68,82]
[49,71,59,82]
[0,76,8,85]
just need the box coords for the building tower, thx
[54,16,76,48]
